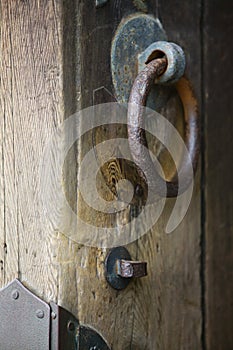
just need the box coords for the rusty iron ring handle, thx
[127,57,199,198]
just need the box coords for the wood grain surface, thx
[73,1,202,349]
[0,0,66,299]
[204,0,233,349]
[0,1,204,349]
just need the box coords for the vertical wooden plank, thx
[204,0,233,348]
[68,1,203,349]
[0,1,19,284]
[72,2,146,348]
[0,0,65,300]
[0,37,5,285]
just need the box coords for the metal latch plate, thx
[111,13,167,104]
[0,279,50,350]
[0,279,110,350]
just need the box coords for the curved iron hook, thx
[127,57,199,198]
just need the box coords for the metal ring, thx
[138,41,186,84]
[127,57,199,198]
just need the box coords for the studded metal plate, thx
[0,279,50,350]
[0,279,110,350]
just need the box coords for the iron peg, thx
[105,246,147,290]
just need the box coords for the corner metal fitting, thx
[0,279,110,350]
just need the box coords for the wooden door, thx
[0,1,232,349]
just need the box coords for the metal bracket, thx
[0,279,51,349]
[111,13,167,108]
[0,279,110,350]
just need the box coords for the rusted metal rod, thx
[116,259,147,278]
[127,57,199,198]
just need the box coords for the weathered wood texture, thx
[204,1,233,348]
[0,0,66,299]
[0,0,202,349]
[74,1,202,349]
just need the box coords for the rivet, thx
[11,289,19,300]
[67,321,75,332]
[36,309,44,319]
[51,312,57,320]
